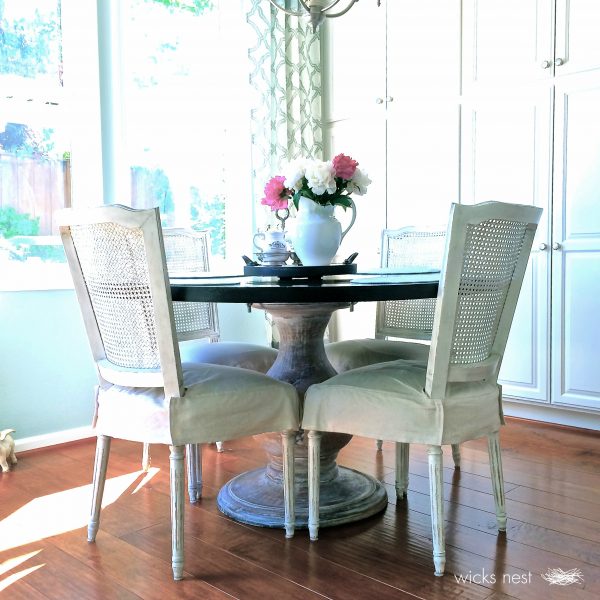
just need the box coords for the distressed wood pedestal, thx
[217,302,388,529]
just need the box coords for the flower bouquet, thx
[260,154,371,266]
[261,153,371,213]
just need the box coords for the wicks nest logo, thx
[453,567,585,587]
[541,568,584,586]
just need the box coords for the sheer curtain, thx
[247,0,324,228]
[246,1,324,344]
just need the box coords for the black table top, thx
[170,269,440,304]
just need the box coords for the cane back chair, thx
[325,226,461,465]
[142,228,278,500]
[59,205,299,580]
[304,201,542,576]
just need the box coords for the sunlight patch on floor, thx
[0,563,45,592]
[0,468,160,552]
[0,550,42,577]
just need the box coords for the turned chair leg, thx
[428,445,446,576]
[186,443,202,503]
[395,442,410,499]
[170,445,185,581]
[142,442,151,472]
[487,432,507,532]
[88,435,111,543]
[307,430,322,541]
[451,443,461,469]
[281,430,296,538]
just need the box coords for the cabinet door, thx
[325,1,387,265]
[328,116,387,266]
[551,71,600,411]
[386,99,460,228]
[461,92,552,402]
[385,0,461,228]
[386,0,461,98]
[555,0,600,78]
[326,0,386,122]
[462,0,555,92]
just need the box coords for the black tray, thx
[243,263,358,280]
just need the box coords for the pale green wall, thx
[0,290,97,439]
[0,290,268,441]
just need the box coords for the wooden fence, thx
[0,153,71,235]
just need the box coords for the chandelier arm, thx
[325,0,359,18]
[267,0,305,18]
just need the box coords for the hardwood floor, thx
[1,418,598,599]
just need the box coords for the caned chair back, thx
[163,228,220,342]
[58,205,184,399]
[376,227,446,340]
[425,201,542,398]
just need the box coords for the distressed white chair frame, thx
[304,201,542,576]
[327,226,462,468]
[143,229,217,496]
[59,205,298,581]
[142,228,278,503]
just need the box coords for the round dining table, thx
[170,268,439,530]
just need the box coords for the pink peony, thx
[332,153,358,180]
[261,175,291,211]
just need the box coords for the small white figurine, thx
[0,429,17,472]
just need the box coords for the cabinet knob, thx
[554,57,565,67]
[538,242,548,251]
[385,96,394,102]
[540,60,552,69]
[552,242,562,250]
[375,97,384,104]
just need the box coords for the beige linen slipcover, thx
[96,363,300,446]
[303,358,503,446]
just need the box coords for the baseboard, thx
[14,425,95,452]
[503,397,600,431]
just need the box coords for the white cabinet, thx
[326,0,600,422]
[325,0,461,266]
[462,0,600,416]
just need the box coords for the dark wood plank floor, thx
[1,417,598,599]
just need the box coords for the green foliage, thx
[0,206,40,238]
[0,207,64,262]
[0,0,62,80]
[131,166,175,216]
[0,122,56,159]
[145,0,213,16]
[190,187,226,258]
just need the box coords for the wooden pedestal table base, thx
[217,302,388,529]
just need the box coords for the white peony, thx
[305,160,337,196]
[346,167,371,196]
[283,159,307,192]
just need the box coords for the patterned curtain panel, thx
[247,0,323,228]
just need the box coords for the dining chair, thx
[303,201,542,576]
[142,228,278,501]
[325,226,461,466]
[59,205,299,581]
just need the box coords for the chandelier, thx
[267,0,360,32]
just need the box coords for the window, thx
[0,0,68,288]
[1,0,256,287]
[119,0,253,265]
[0,0,101,290]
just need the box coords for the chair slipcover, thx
[164,228,277,374]
[325,227,445,372]
[59,205,299,581]
[303,201,542,577]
